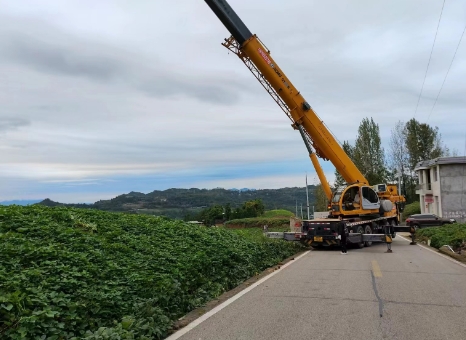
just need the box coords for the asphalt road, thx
[168,235,466,340]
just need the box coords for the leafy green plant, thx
[0,205,302,339]
[416,223,466,249]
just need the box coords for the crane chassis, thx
[203,0,416,251]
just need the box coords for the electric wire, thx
[426,24,466,123]
[413,0,446,119]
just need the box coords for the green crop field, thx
[0,205,303,339]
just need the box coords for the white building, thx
[414,157,466,222]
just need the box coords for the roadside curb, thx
[437,247,466,264]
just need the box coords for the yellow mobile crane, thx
[204,0,411,249]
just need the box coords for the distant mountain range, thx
[35,187,316,219]
[0,199,42,206]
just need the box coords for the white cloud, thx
[192,171,337,191]
[0,0,465,202]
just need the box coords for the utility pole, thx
[295,200,298,217]
[300,203,303,219]
[306,173,310,220]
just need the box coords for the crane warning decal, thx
[258,47,290,89]
[258,48,271,65]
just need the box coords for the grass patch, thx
[262,209,295,218]
[0,205,302,339]
[224,217,290,229]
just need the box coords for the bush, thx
[416,223,466,249]
[402,201,420,220]
[0,205,302,339]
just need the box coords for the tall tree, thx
[389,121,409,173]
[313,184,329,211]
[333,141,354,189]
[388,120,409,196]
[404,118,448,171]
[352,117,387,184]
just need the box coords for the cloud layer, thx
[1,0,465,202]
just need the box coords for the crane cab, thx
[330,184,381,218]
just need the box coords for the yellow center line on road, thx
[372,260,382,278]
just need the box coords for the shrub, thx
[416,223,466,249]
[402,201,420,220]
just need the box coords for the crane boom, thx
[204,0,368,185]
[296,124,332,200]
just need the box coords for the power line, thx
[413,0,446,119]
[426,23,466,123]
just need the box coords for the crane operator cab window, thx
[361,186,380,210]
[342,187,360,211]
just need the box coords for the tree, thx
[352,117,387,184]
[313,184,329,211]
[224,203,232,221]
[386,119,450,203]
[388,120,409,197]
[403,118,449,203]
[389,121,409,174]
[242,199,265,217]
[198,204,224,226]
[333,141,354,189]
[404,118,448,171]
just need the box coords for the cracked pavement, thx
[171,236,466,340]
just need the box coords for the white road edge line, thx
[398,234,466,269]
[165,250,310,340]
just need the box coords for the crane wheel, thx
[364,224,372,247]
[356,226,365,249]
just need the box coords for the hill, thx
[37,186,317,219]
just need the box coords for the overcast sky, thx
[1,0,465,203]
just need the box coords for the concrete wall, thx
[430,166,442,216]
[417,167,442,215]
[440,164,466,222]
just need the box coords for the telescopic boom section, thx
[204,0,368,185]
[297,125,333,201]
